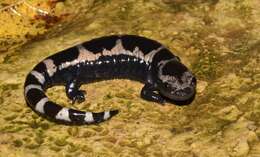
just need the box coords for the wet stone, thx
[214,105,242,122]
[229,140,249,157]
[54,137,68,147]
[0,0,260,156]
[67,127,79,137]
[197,80,208,94]
[13,139,23,147]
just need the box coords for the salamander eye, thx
[191,77,196,86]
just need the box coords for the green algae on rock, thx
[0,0,260,156]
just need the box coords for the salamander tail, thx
[24,70,118,125]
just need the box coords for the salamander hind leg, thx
[141,83,165,104]
[66,79,86,104]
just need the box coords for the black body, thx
[24,35,196,125]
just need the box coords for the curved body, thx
[24,35,196,125]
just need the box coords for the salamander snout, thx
[157,59,197,103]
[169,75,196,101]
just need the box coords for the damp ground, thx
[0,0,259,157]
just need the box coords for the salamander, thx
[24,35,196,125]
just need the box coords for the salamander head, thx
[157,58,196,103]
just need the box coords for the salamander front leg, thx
[141,83,165,104]
[66,80,86,104]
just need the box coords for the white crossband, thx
[30,70,45,84]
[24,84,43,95]
[55,108,71,122]
[35,97,48,114]
[103,111,110,120]
[84,112,94,123]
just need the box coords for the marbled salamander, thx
[24,35,196,125]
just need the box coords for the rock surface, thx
[0,0,260,156]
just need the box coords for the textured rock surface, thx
[0,0,260,156]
